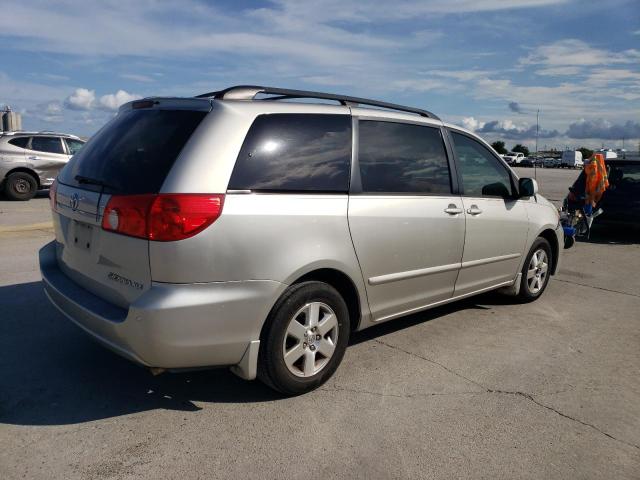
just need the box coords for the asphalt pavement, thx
[1,168,639,479]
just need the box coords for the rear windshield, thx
[58,109,207,194]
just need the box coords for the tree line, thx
[490,141,594,159]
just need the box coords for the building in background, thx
[1,106,22,132]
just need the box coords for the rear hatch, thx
[52,101,210,308]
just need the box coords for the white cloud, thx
[120,73,155,83]
[64,88,95,110]
[521,39,640,67]
[99,90,142,110]
[461,116,484,131]
[535,66,582,76]
[44,101,62,114]
[63,87,141,112]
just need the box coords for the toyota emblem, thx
[70,193,80,211]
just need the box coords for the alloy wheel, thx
[527,249,549,294]
[282,302,339,377]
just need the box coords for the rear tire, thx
[4,172,38,201]
[258,281,350,395]
[517,238,552,303]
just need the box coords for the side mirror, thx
[519,177,538,197]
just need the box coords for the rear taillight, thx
[49,179,58,212]
[102,194,224,241]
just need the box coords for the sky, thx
[0,0,639,150]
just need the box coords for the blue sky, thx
[1,0,638,149]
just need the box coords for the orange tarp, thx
[584,153,609,206]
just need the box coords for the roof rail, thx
[196,85,440,120]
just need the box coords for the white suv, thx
[0,131,85,200]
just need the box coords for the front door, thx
[448,130,529,296]
[348,119,465,322]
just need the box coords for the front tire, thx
[517,238,552,302]
[4,172,38,201]
[258,281,350,395]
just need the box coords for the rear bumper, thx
[39,241,283,372]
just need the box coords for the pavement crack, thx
[373,339,485,390]
[373,339,639,451]
[552,278,640,298]
[320,385,482,399]
[487,389,640,451]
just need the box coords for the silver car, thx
[39,86,564,395]
[0,131,85,200]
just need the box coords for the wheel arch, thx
[537,228,560,275]
[293,268,363,332]
[261,267,365,338]
[3,167,41,188]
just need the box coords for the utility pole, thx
[534,109,539,179]
[535,109,539,156]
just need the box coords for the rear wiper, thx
[75,175,120,192]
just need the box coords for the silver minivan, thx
[40,86,564,395]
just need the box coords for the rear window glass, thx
[358,121,451,194]
[8,137,30,149]
[32,137,64,154]
[228,114,351,192]
[59,109,206,194]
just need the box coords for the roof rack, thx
[0,130,79,138]
[196,85,440,120]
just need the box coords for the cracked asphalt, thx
[1,168,639,479]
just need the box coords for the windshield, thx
[58,109,207,194]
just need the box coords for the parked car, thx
[543,157,560,168]
[560,150,584,169]
[598,149,618,160]
[40,86,565,395]
[563,159,640,229]
[519,158,534,168]
[502,152,525,165]
[0,131,85,200]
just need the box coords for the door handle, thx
[467,205,483,215]
[28,156,41,160]
[444,204,463,215]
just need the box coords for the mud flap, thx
[230,340,260,380]
[497,273,522,296]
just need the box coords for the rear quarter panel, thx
[148,193,370,324]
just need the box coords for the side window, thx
[228,114,351,192]
[450,132,513,198]
[65,139,85,155]
[358,121,451,194]
[31,136,65,154]
[8,137,30,149]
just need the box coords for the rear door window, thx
[228,114,352,192]
[58,109,207,194]
[450,132,514,198]
[31,136,65,154]
[358,120,451,194]
[8,137,30,149]
[65,138,85,155]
